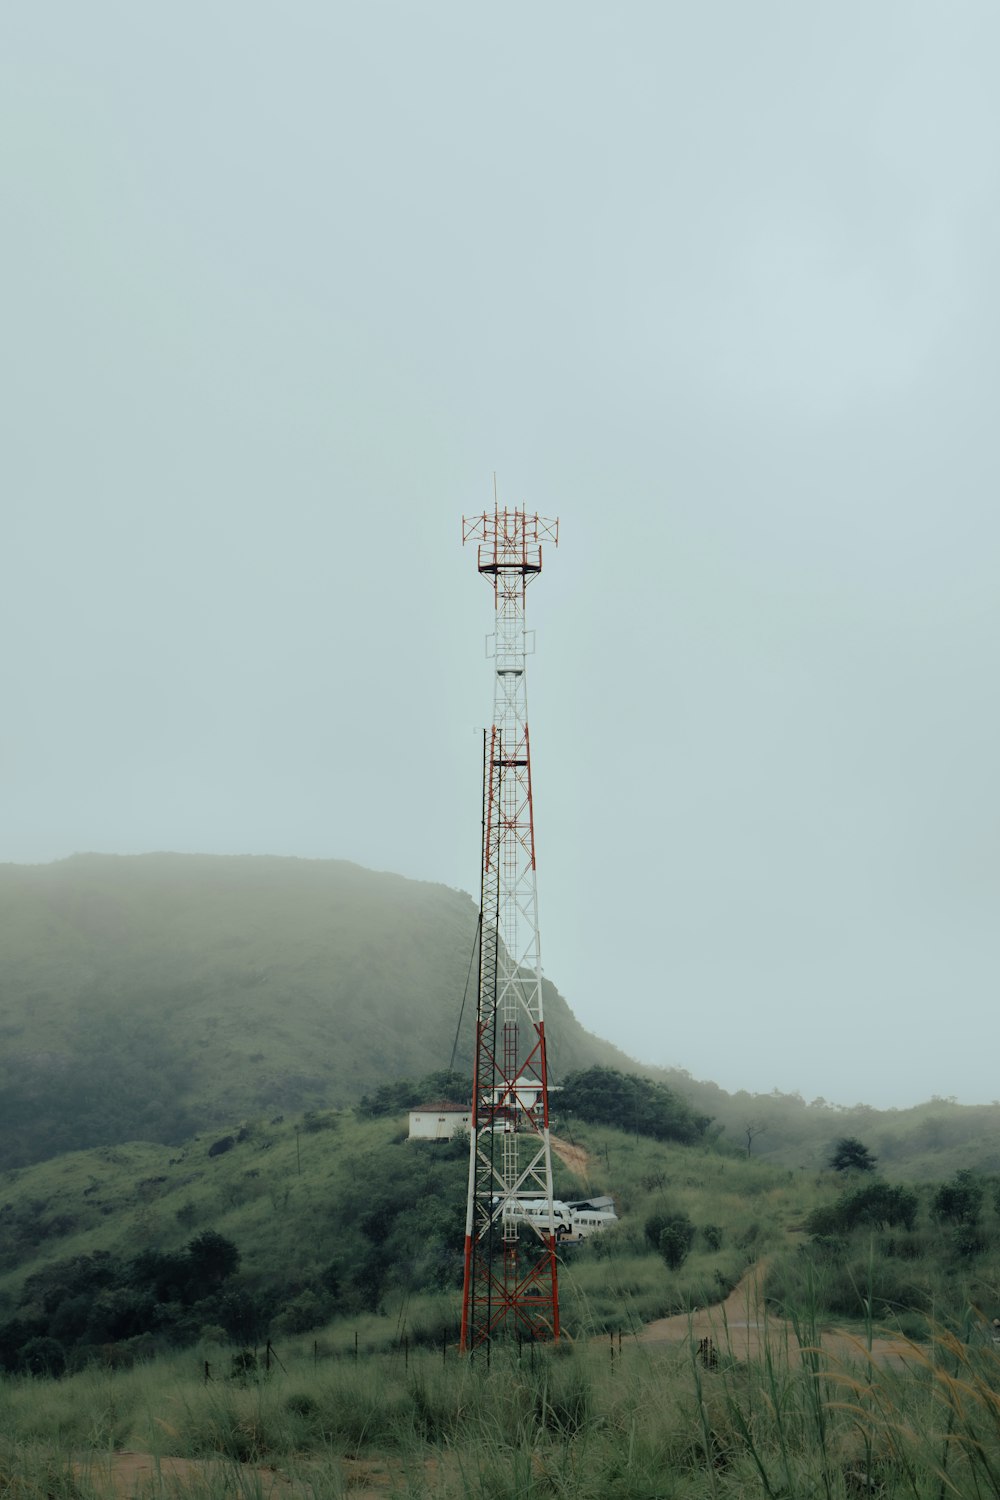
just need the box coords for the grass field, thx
[4,1307,1000,1498]
[5,1112,1000,1494]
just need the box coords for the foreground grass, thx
[5,1314,1000,1498]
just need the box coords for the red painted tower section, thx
[460,503,560,1352]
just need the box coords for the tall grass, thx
[8,1314,1000,1497]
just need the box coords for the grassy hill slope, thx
[4,851,998,1183]
[0,852,633,1169]
[0,1103,807,1362]
[653,1071,1000,1180]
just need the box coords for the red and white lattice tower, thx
[460,502,560,1351]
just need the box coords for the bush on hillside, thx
[659,1223,695,1271]
[1,1231,243,1375]
[18,1336,66,1377]
[644,1209,695,1270]
[558,1068,710,1145]
[932,1170,984,1226]
[806,1181,918,1237]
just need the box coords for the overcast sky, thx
[3,3,998,1110]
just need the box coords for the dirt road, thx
[549,1134,590,1180]
[638,1259,914,1369]
[73,1451,440,1499]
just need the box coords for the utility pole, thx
[459,497,560,1352]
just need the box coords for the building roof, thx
[411,1100,471,1113]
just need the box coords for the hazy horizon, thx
[2,844,992,1116]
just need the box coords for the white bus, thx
[504,1196,618,1244]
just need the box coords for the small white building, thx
[408,1099,472,1141]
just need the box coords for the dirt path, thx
[544,1140,913,1371]
[550,1134,590,1180]
[72,1451,440,1498]
[638,1259,914,1369]
[73,1452,293,1498]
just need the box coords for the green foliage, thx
[643,1208,687,1249]
[18,1335,66,1377]
[932,1168,984,1225]
[0,1231,241,1372]
[827,1136,877,1172]
[6,1070,998,1402]
[559,1067,710,1144]
[356,1070,472,1119]
[701,1223,723,1250]
[771,1160,1000,1328]
[658,1220,695,1271]
[186,1231,240,1290]
[806,1180,918,1235]
[0,1110,481,1371]
[10,1113,1000,1500]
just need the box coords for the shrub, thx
[659,1223,694,1270]
[806,1181,918,1236]
[645,1209,695,1270]
[933,1170,984,1227]
[19,1335,65,1377]
[274,1290,333,1335]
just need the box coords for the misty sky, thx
[3,4,998,1110]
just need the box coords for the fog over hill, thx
[3,851,999,1181]
[0,852,635,1169]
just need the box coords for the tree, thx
[185,1231,240,1295]
[560,1068,710,1145]
[356,1070,473,1120]
[828,1137,877,1173]
[933,1170,983,1226]
[744,1119,766,1158]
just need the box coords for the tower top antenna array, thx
[462,507,559,596]
[459,492,561,1352]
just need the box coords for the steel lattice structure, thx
[460,503,560,1352]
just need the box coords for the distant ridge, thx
[0,852,636,1169]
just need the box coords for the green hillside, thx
[4,851,999,1183]
[0,1101,801,1373]
[654,1071,1000,1181]
[0,853,633,1170]
[8,1092,1000,1379]
[6,1110,1000,1500]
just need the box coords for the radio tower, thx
[460,497,560,1352]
